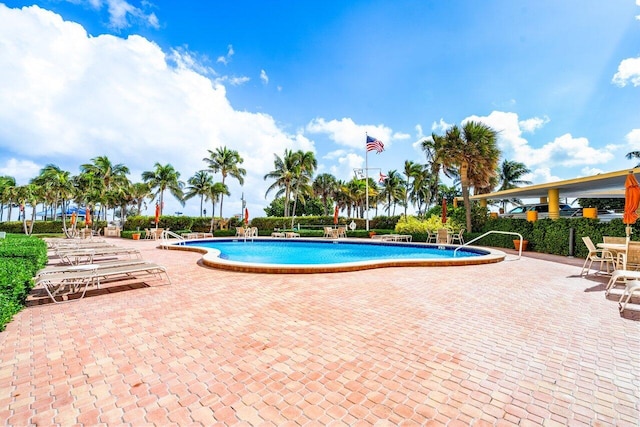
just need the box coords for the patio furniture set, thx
[580,235,640,312]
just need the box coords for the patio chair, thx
[426,230,437,243]
[436,229,450,244]
[616,241,640,271]
[603,236,626,244]
[336,226,347,238]
[618,279,640,313]
[235,227,246,237]
[323,226,336,239]
[450,228,465,244]
[580,236,615,276]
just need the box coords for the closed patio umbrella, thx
[70,211,77,227]
[624,172,640,241]
[244,208,249,226]
[155,203,160,229]
[85,207,91,226]
[333,205,339,225]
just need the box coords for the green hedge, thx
[0,234,47,331]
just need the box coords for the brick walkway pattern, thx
[1,239,639,426]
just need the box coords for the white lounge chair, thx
[35,261,171,303]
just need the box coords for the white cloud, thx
[216,44,234,65]
[464,111,614,168]
[430,118,451,133]
[67,0,160,30]
[580,166,605,176]
[518,116,550,133]
[328,153,364,182]
[0,158,41,184]
[612,56,640,87]
[0,4,312,217]
[626,128,640,150]
[260,69,269,84]
[306,118,393,150]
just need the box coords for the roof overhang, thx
[470,167,639,201]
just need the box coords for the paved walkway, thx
[1,238,639,426]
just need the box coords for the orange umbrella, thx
[333,205,339,225]
[155,203,160,228]
[70,211,77,226]
[85,207,92,226]
[244,208,249,226]
[624,172,640,240]
[441,198,447,224]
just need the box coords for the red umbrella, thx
[441,198,447,224]
[244,208,249,226]
[624,172,640,240]
[155,203,160,228]
[333,205,339,225]
[85,207,92,226]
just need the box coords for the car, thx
[499,203,572,219]
[559,208,623,222]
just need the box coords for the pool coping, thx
[166,237,507,274]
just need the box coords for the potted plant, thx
[513,239,528,251]
[132,232,141,240]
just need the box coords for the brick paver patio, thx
[1,238,638,425]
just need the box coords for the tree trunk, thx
[460,161,472,232]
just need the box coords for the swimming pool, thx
[170,238,506,273]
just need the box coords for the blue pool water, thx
[185,239,485,265]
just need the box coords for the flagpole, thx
[365,133,370,231]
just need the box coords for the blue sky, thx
[0,0,639,219]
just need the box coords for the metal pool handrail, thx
[160,230,185,249]
[453,230,523,260]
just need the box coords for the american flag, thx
[366,135,384,153]
[378,172,388,183]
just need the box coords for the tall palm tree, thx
[421,133,456,207]
[403,160,423,217]
[141,163,185,216]
[264,149,297,217]
[207,182,230,232]
[442,121,500,232]
[313,173,338,216]
[0,175,17,222]
[410,166,431,216]
[497,159,532,211]
[80,156,130,219]
[184,170,214,217]
[32,164,75,230]
[129,182,153,215]
[379,170,405,216]
[626,151,640,167]
[289,150,317,227]
[203,146,246,218]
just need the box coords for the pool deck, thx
[2,238,639,425]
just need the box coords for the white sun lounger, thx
[35,262,171,303]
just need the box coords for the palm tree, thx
[626,151,640,167]
[421,133,456,207]
[379,170,405,216]
[203,146,246,218]
[289,150,317,227]
[441,121,501,232]
[0,175,17,221]
[497,159,532,211]
[403,160,423,217]
[32,164,75,233]
[184,171,214,217]
[81,156,130,219]
[142,163,185,216]
[129,182,153,215]
[207,182,230,232]
[313,173,338,216]
[264,149,297,217]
